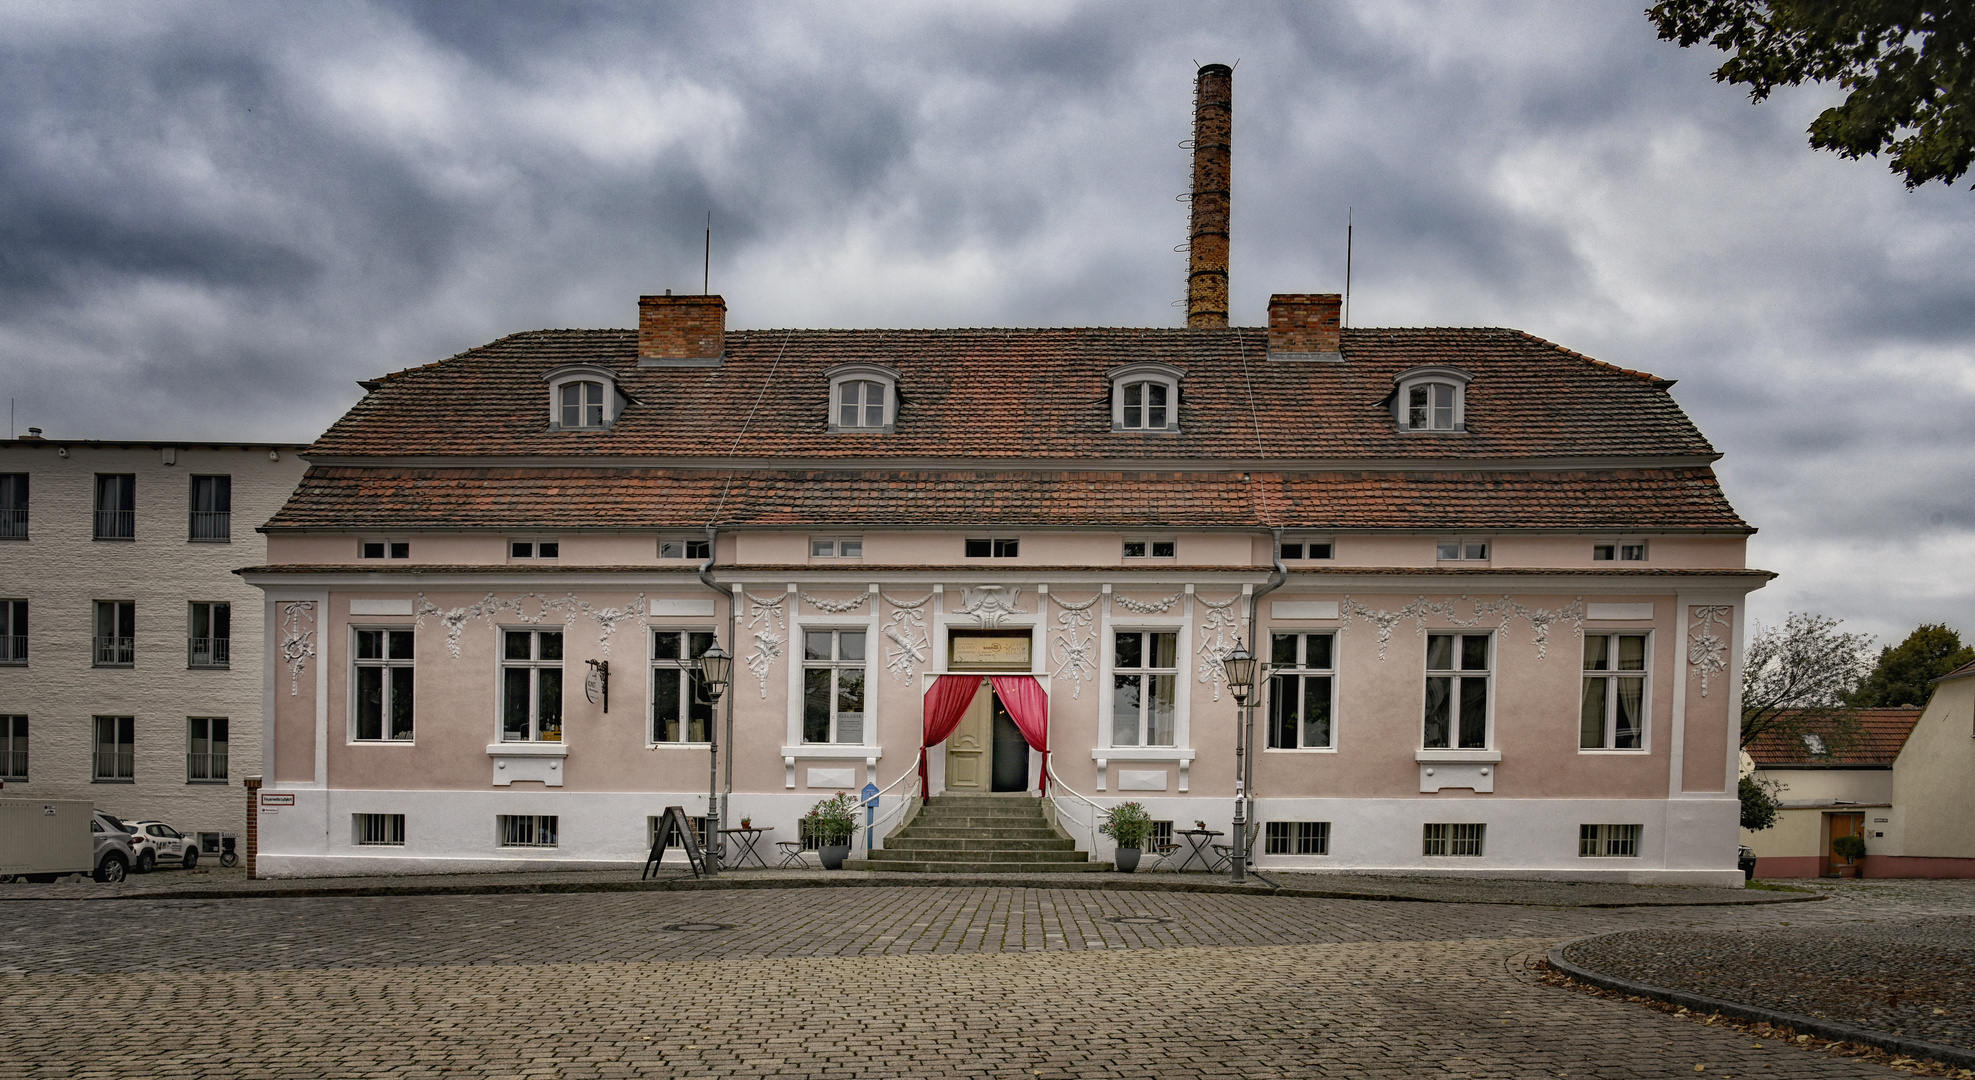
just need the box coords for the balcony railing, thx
[189,510,230,541]
[0,635,24,664]
[188,637,229,668]
[0,508,25,540]
[0,750,24,781]
[94,510,134,540]
[93,750,134,781]
[94,636,134,666]
[186,752,228,782]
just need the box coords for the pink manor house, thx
[242,67,1765,883]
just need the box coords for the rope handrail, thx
[1043,761,1103,850]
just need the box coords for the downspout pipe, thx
[696,525,726,876]
[1240,527,1289,877]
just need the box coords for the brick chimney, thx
[638,292,725,366]
[1267,294,1342,361]
[1186,64,1232,329]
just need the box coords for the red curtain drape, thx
[920,674,987,793]
[989,675,1050,792]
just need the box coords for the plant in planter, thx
[1831,833,1867,878]
[1100,801,1156,873]
[803,793,858,870]
[739,817,752,830]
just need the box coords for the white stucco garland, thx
[800,592,868,614]
[1049,594,1101,698]
[953,585,1025,628]
[1687,605,1734,697]
[280,600,317,696]
[411,592,650,659]
[880,592,932,685]
[1114,592,1182,614]
[1338,594,1586,660]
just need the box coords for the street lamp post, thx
[696,643,733,877]
[1221,641,1257,886]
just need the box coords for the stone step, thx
[900,826,1066,841]
[906,814,1053,830]
[866,847,1092,865]
[846,858,1113,873]
[884,836,1076,853]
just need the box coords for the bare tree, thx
[1740,611,1876,749]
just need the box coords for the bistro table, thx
[719,827,772,869]
[1173,829,1224,872]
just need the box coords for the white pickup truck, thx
[0,800,133,883]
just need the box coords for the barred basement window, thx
[1265,821,1330,855]
[499,815,558,847]
[648,814,710,851]
[1150,820,1174,852]
[1423,822,1484,857]
[1579,824,1641,857]
[355,813,406,846]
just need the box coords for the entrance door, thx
[1826,812,1866,876]
[990,695,1030,792]
[944,683,992,790]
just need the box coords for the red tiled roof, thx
[1745,708,1924,767]
[262,465,1751,532]
[309,327,1717,462]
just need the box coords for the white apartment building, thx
[0,434,306,863]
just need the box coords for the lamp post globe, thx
[698,644,732,701]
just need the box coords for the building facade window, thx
[802,630,866,744]
[559,380,606,428]
[825,363,901,433]
[354,629,415,742]
[189,475,231,541]
[509,541,559,559]
[649,813,711,851]
[964,538,1019,558]
[1108,363,1183,432]
[544,365,625,430]
[1581,633,1648,750]
[188,602,229,668]
[93,716,134,781]
[360,540,410,559]
[0,599,24,664]
[1393,367,1471,433]
[499,815,558,847]
[659,535,710,559]
[186,717,228,782]
[809,537,863,558]
[1123,539,1176,559]
[1265,821,1330,855]
[94,474,134,540]
[1268,633,1335,749]
[0,715,25,780]
[1280,538,1333,560]
[1423,633,1490,749]
[0,473,26,539]
[94,600,135,666]
[1579,823,1641,857]
[355,814,406,846]
[652,630,716,743]
[1423,822,1485,856]
[1592,541,1648,561]
[1113,630,1178,747]
[501,630,563,742]
[1436,539,1490,561]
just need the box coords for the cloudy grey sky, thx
[1,1,1969,646]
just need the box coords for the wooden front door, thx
[1826,812,1866,876]
[943,682,992,790]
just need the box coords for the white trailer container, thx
[0,800,94,879]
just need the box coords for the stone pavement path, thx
[4,882,1964,1079]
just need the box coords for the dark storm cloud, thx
[0,0,1967,640]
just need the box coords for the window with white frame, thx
[802,630,866,744]
[964,537,1019,558]
[1581,633,1648,750]
[1265,821,1331,855]
[652,630,716,743]
[1423,822,1484,856]
[810,536,863,558]
[1423,633,1490,749]
[659,534,710,560]
[360,540,410,560]
[510,540,559,559]
[498,815,558,847]
[354,629,415,741]
[825,363,900,433]
[1436,538,1490,561]
[188,601,229,668]
[355,813,405,846]
[1113,631,1178,747]
[1123,539,1176,559]
[543,365,625,431]
[1108,363,1183,432]
[1579,823,1641,857]
[94,474,134,540]
[188,474,231,541]
[94,600,134,666]
[186,717,227,782]
[501,630,563,742]
[1279,537,1333,560]
[1392,366,1471,432]
[1268,633,1335,749]
[1592,541,1648,562]
[561,381,606,428]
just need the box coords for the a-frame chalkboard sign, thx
[642,805,706,880]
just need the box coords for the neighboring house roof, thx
[307,327,1719,463]
[1744,708,1925,768]
[1935,658,1975,684]
[261,465,1750,532]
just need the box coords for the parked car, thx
[124,820,197,872]
[90,811,134,883]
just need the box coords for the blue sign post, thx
[861,781,880,853]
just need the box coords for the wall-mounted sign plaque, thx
[948,633,1032,671]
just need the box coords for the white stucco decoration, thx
[880,593,933,685]
[955,585,1025,628]
[1688,605,1734,697]
[411,592,648,659]
[1195,593,1242,701]
[801,592,868,614]
[1338,594,1586,660]
[280,601,316,696]
[1114,592,1181,615]
[1050,594,1101,698]
[745,591,788,699]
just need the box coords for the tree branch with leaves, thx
[1740,611,1876,749]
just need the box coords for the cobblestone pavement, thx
[8,884,1968,1078]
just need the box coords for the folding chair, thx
[776,841,814,869]
[1140,842,1182,872]
[1211,822,1260,873]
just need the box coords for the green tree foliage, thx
[1740,772,1782,830]
[1741,611,1876,749]
[1649,1,1975,188]
[1847,623,1975,706]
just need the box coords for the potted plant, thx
[1100,801,1156,872]
[1831,833,1867,878]
[803,793,858,870]
[739,816,751,830]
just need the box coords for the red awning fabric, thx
[990,675,1049,792]
[920,674,987,794]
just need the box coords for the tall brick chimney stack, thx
[1186,63,1233,329]
[1267,294,1342,360]
[638,292,725,366]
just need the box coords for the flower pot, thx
[1835,864,1859,879]
[1113,847,1141,873]
[818,844,851,870]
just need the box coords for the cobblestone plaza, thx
[6,880,1971,1078]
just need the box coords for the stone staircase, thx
[846,793,1109,873]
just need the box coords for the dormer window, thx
[1108,362,1183,433]
[542,365,628,431]
[1392,366,1472,433]
[825,363,900,433]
